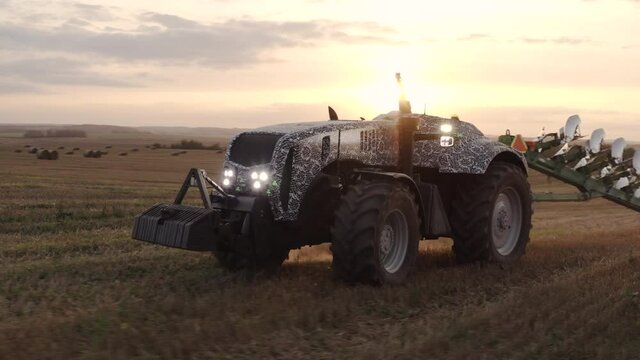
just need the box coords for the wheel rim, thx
[491,187,523,256]
[379,209,409,274]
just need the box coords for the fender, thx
[354,170,452,239]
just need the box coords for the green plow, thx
[499,116,640,213]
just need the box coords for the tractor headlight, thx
[222,167,235,187]
[250,169,271,191]
[440,135,454,147]
[440,123,453,133]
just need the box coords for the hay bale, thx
[73,147,80,151]
[83,150,95,158]
[14,149,22,153]
[29,148,39,154]
[57,146,65,150]
[65,151,74,155]
[216,150,224,154]
[171,152,180,156]
[131,148,139,152]
[119,152,128,156]
[36,149,51,160]
[105,145,112,149]
[49,150,59,160]
[24,145,31,148]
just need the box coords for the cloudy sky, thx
[0,0,638,138]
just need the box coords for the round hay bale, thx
[131,148,139,152]
[24,145,31,148]
[119,152,128,156]
[65,151,74,155]
[83,150,95,158]
[171,152,180,156]
[14,149,22,153]
[29,147,39,154]
[36,149,51,160]
[93,151,102,158]
[57,146,65,150]
[73,147,80,151]
[105,145,112,149]
[50,150,59,160]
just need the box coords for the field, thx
[1,133,640,360]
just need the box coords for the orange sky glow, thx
[0,0,638,138]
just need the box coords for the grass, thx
[1,136,640,359]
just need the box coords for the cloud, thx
[0,15,400,68]
[522,37,591,45]
[72,3,118,21]
[0,58,139,88]
[0,81,44,94]
[458,33,492,41]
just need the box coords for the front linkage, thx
[132,168,288,270]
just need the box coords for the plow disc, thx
[500,115,640,213]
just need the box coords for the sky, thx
[0,0,638,138]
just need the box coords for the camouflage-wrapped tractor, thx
[132,75,533,285]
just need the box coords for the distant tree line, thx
[151,140,223,151]
[24,129,87,138]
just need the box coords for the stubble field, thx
[1,133,639,360]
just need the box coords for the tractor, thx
[132,75,639,285]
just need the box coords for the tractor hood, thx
[227,119,397,167]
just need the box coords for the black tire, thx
[450,162,532,264]
[331,180,420,285]
[213,200,289,273]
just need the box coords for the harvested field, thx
[0,135,639,359]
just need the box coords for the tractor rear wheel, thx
[450,162,532,264]
[331,180,420,285]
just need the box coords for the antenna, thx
[328,106,339,121]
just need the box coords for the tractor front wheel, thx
[331,180,420,285]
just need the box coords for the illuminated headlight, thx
[222,168,234,187]
[259,171,269,181]
[250,171,258,180]
[252,181,262,190]
[440,136,454,147]
[440,123,453,133]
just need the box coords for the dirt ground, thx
[1,133,639,359]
